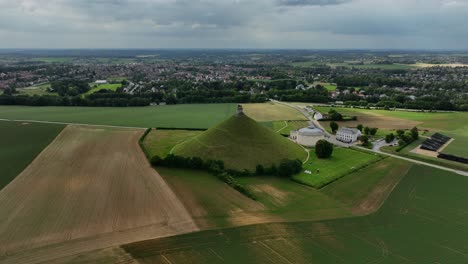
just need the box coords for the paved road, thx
[273,100,468,177]
[272,99,353,147]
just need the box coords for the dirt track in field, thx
[0,125,198,259]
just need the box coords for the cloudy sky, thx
[0,0,467,49]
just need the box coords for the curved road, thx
[273,100,468,177]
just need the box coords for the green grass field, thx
[16,83,57,96]
[157,157,409,228]
[443,129,468,157]
[85,83,122,95]
[0,121,64,190]
[382,138,468,171]
[0,104,237,129]
[142,129,202,158]
[276,120,310,135]
[86,164,468,264]
[293,148,382,188]
[173,114,307,171]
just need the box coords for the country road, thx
[272,100,468,177]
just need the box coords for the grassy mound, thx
[172,114,307,171]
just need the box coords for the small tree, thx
[364,126,370,135]
[278,159,302,177]
[357,124,363,132]
[396,129,405,138]
[385,133,395,143]
[410,127,419,140]
[369,127,378,136]
[330,121,339,133]
[315,140,334,159]
[359,135,369,146]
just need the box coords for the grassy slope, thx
[116,165,468,264]
[142,129,203,158]
[158,157,407,228]
[0,121,64,190]
[293,147,381,188]
[0,104,236,129]
[172,114,307,171]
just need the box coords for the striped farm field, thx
[0,125,197,257]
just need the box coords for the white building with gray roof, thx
[336,127,361,143]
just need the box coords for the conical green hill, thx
[172,113,307,171]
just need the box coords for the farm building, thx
[290,125,325,147]
[421,133,451,152]
[336,127,361,143]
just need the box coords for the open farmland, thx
[0,121,64,191]
[242,102,308,121]
[313,106,468,131]
[0,104,237,129]
[0,125,197,256]
[293,147,382,188]
[39,164,468,264]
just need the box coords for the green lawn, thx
[276,120,309,135]
[106,164,468,264]
[142,129,202,159]
[443,129,468,158]
[85,83,122,95]
[0,104,237,129]
[0,121,64,190]
[293,147,382,188]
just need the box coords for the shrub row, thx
[155,127,207,131]
[150,154,256,200]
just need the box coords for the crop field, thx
[142,129,203,158]
[44,163,468,264]
[0,121,64,191]
[314,106,422,131]
[242,102,308,121]
[328,62,416,70]
[313,106,468,131]
[293,148,382,188]
[85,83,122,95]
[0,104,237,129]
[0,125,198,256]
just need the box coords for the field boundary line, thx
[0,119,147,130]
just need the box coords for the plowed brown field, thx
[0,125,198,258]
